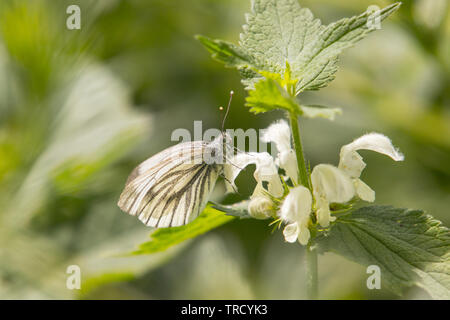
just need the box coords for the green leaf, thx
[212,200,252,219]
[316,206,450,299]
[79,272,135,298]
[294,3,401,93]
[133,203,235,255]
[245,77,299,114]
[198,0,401,94]
[301,105,342,120]
[240,0,322,75]
[195,35,252,68]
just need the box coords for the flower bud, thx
[248,196,273,220]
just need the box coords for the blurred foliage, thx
[0,0,449,299]
[134,204,235,255]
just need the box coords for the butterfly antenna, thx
[220,90,234,132]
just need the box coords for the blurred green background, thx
[0,0,449,299]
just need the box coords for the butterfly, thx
[118,92,235,228]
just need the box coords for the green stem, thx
[288,110,317,299]
[305,243,318,299]
[288,112,310,190]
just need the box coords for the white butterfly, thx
[117,133,233,228]
[117,91,241,228]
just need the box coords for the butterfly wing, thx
[118,141,222,228]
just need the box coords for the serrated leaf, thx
[295,3,401,93]
[198,0,401,94]
[212,200,252,219]
[240,67,263,91]
[301,105,342,120]
[195,35,252,68]
[132,203,235,255]
[240,0,322,75]
[316,205,450,299]
[245,77,299,114]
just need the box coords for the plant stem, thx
[305,243,318,299]
[288,110,318,299]
[288,112,310,189]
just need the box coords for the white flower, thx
[310,133,404,227]
[224,151,283,197]
[311,164,355,227]
[247,180,275,219]
[279,186,312,245]
[338,133,404,201]
[225,120,299,198]
[353,179,375,202]
[261,120,291,153]
[225,119,405,248]
[261,120,298,184]
[339,133,404,178]
[253,152,284,197]
[248,197,273,220]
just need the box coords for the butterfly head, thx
[204,132,233,165]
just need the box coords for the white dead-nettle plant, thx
[119,0,450,300]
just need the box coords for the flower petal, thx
[261,120,292,153]
[354,178,375,202]
[279,185,312,223]
[311,164,354,227]
[261,120,299,184]
[248,182,273,219]
[248,196,273,219]
[297,223,311,245]
[224,152,283,197]
[339,133,404,178]
[283,223,299,243]
[277,150,298,184]
[224,152,258,193]
[311,164,355,204]
[253,152,284,197]
[315,194,336,227]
